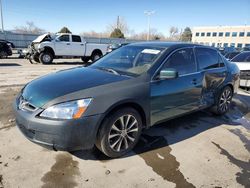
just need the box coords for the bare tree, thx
[106,16,129,36]
[14,21,45,34]
[169,26,179,37]
[80,30,109,38]
[167,26,181,41]
[129,28,165,41]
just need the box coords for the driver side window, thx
[162,48,196,76]
[58,35,69,42]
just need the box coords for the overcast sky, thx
[3,0,250,35]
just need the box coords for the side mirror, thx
[159,68,178,80]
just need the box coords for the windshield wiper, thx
[97,67,121,75]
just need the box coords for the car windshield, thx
[91,45,165,76]
[231,52,250,62]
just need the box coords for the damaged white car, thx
[26,33,108,64]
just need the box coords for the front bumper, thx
[13,100,103,151]
[239,70,250,88]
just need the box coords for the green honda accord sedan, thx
[14,42,240,157]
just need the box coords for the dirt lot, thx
[0,58,250,188]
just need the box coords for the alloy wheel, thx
[219,88,232,113]
[43,54,51,63]
[108,114,139,152]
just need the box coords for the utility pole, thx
[116,16,120,29]
[0,0,4,33]
[144,10,155,41]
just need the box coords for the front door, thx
[54,34,71,56]
[151,48,203,125]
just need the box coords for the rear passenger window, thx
[196,48,220,70]
[72,35,81,42]
[163,48,196,75]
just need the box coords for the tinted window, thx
[72,35,81,42]
[237,43,242,48]
[207,32,211,37]
[201,32,205,37]
[196,48,220,70]
[231,52,250,62]
[239,32,245,37]
[232,32,237,37]
[162,48,196,75]
[225,32,230,37]
[223,43,228,47]
[212,32,217,37]
[195,32,200,36]
[58,35,69,42]
[247,32,250,37]
[219,32,223,37]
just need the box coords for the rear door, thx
[70,35,85,56]
[194,47,227,105]
[151,47,203,125]
[54,34,71,56]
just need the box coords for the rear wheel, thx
[81,56,90,63]
[39,52,53,64]
[91,51,102,62]
[211,86,233,115]
[96,108,142,158]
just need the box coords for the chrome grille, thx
[240,70,250,80]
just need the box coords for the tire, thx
[29,55,40,64]
[210,86,233,115]
[96,107,142,158]
[81,56,90,63]
[91,52,102,62]
[39,52,53,64]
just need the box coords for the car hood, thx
[32,33,51,43]
[22,67,130,108]
[234,62,250,71]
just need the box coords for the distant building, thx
[192,25,250,48]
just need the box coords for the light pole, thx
[144,10,155,41]
[0,0,4,33]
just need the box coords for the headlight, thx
[40,98,92,120]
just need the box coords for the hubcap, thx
[43,54,51,62]
[108,115,139,152]
[219,89,232,113]
[94,55,100,60]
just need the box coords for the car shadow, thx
[51,61,86,65]
[0,63,21,66]
[72,98,247,161]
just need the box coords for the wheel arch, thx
[97,101,148,134]
[41,46,55,57]
[91,49,103,57]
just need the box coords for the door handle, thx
[66,43,70,45]
[80,44,84,46]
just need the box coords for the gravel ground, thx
[0,58,249,188]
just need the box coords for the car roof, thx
[128,41,203,49]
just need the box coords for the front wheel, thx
[96,108,142,158]
[39,52,53,64]
[210,86,233,115]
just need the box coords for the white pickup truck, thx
[28,33,108,64]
